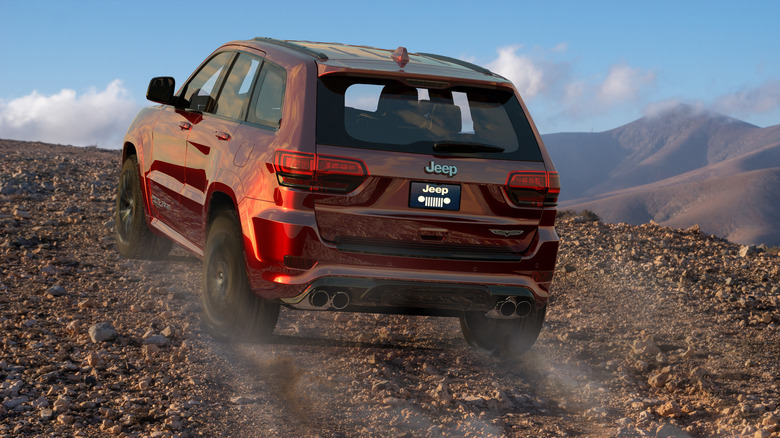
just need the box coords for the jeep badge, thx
[424,161,458,178]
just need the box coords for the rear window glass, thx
[317,76,543,161]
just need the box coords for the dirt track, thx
[1,140,778,437]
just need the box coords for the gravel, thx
[1,139,778,437]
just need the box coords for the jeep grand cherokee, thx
[115,38,560,355]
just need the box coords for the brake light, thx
[274,150,368,193]
[276,151,315,176]
[548,171,561,195]
[508,171,547,192]
[505,170,560,207]
[317,155,366,176]
[391,46,409,68]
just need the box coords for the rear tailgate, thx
[313,145,546,260]
[311,74,557,260]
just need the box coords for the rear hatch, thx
[281,75,558,260]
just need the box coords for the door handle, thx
[215,131,231,141]
[178,121,192,130]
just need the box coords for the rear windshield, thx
[317,76,543,161]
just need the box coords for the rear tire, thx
[201,210,279,341]
[460,305,546,356]
[115,155,172,260]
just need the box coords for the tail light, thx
[274,150,368,193]
[505,170,560,207]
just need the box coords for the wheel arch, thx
[121,141,137,163]
[204,186,261,281]
[206,185,239,224]
[120,141,155,225]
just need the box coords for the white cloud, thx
[483,46,655,121]
[0,80,137,148]
[712,80,780,115]
[487,45,546,99]
[642,99,709,118]
[641,81,780,123]
[479,44,777,132]
[560,80,587,116]
[552,42,568,53]
[644,99,687,117]
[553,64,655,121]
[597,64,656,105]
[564,81,585,100]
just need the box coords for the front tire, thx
[115,155,172,260]
[460,305,546,356]
[202,210,279,341]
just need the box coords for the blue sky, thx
[1,0,778,148]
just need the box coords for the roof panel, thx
[288,40,491,73]
[246,38,507,83]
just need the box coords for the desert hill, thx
[544,104,780,245]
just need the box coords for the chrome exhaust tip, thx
[514,300,533,318]
[498,298,517,317]
[330,291,351,310]
[309,290,330,308]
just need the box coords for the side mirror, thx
[146,77,176,105]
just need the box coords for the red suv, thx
[115,38,560,355]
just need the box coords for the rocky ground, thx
[0,139,778,438]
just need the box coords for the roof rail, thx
[416,52,493,76]
[252,37,329,61]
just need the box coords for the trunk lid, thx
[312,146,549,259]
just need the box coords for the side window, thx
[247,62,286,129]
[215,54,260,120]
[181,51,233,113]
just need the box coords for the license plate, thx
[409,182,461,211]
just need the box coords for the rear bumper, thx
[280,275,540,318]
[237,198,559,308]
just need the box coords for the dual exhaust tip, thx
[489,297,533,319]
[309,290,351,310]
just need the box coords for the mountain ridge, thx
[543,104,780,245]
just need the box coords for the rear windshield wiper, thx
[433,142,505,154]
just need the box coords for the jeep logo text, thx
[422,184,449,195]
[424,161,457,178]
